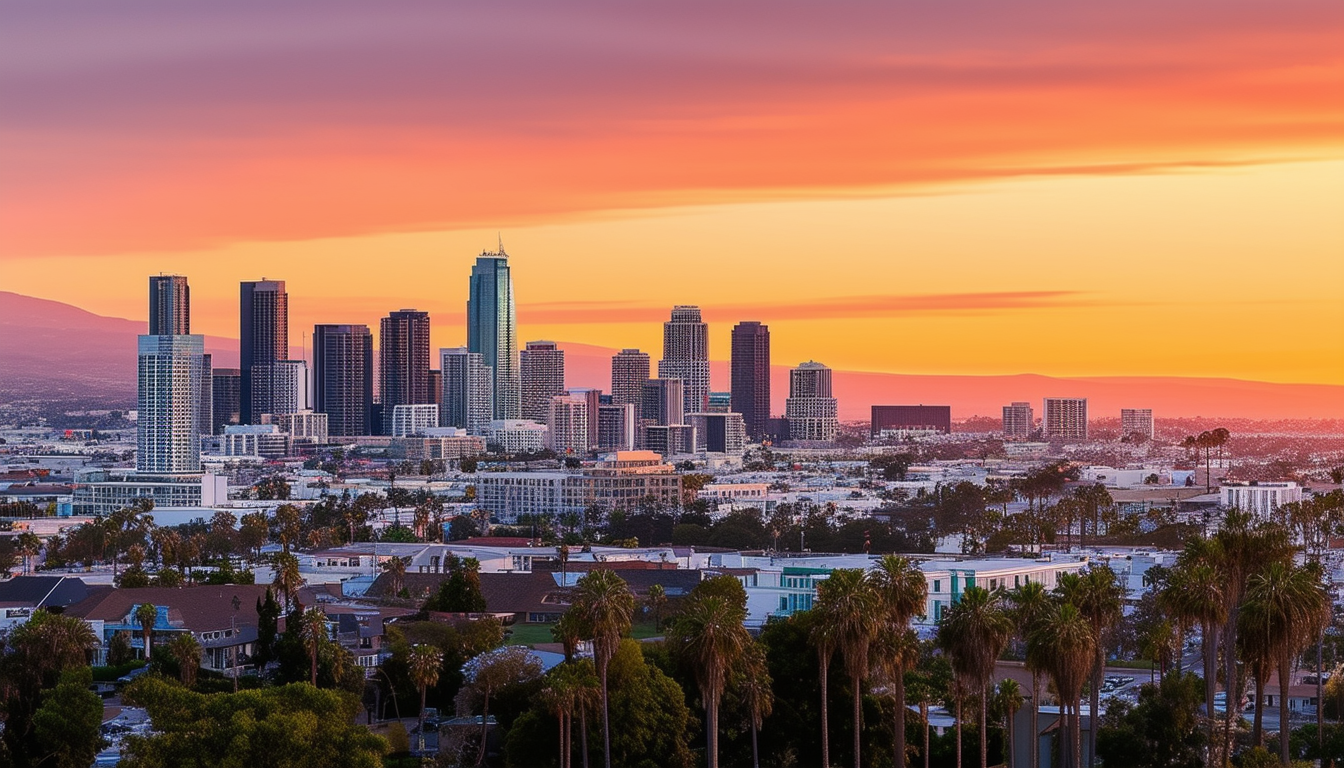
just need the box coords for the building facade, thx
[391,404,440,437]
[520,341,566,422]
[657,306,710,416]
[546,394,589,456]
[440,347,494,435]
[1002,402,1034,440]
[197,353,214,435]
[138,334,205,474]
[689,412,748,454]
[239,280,288,425]
[275,410,329,444]
[379,309,432,435]
[483,420,549,454]
[730,321,771,440]
[474,451,682,522]
[870,405,952,436]
[785,361,838,443]
[248,360,307,423]
[467,251,520,420]
[640,378,684,427]
[596,403,636,453]
[148,275,191,336]
[313,324,374,437]
[610,348,651,409]
[1120,408,1155,441]
[1043,397,1089,441]
[1221,481,1302,517]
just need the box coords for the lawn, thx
[505,621,663,647]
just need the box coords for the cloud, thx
[517,291,1094,324]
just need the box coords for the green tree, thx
[871,555,929,768]
[254,588,282,670]
[1009,581,1053,768]
[939,586,1014,768]
[816,568,880,768]
[271,551,303,612]
[1028,602,1095,768]
[1095,673,1205,768]
[1057,567,1124,768]
[134,602,158,661]
[462,645,544,766]
[121,677,386,768]
[605,639,694,768]
[31,666,106,768]
[408,643,443,753]
[167,633,202,688]
[0,610,99,765]
[736,641,774,768]
[991,678,1023,768]
[669,589,750,768]
[1164,547,1226,761]
[300,607,329,687]
[424,555,488,613]
[570,569,635,768]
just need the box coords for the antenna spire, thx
[498,232,505,255]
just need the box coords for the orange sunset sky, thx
[2,1,1342,385]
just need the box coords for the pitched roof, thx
[65,584,273,633]
[0,575,92,609]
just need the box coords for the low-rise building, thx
[71,470,228,517]
[1221,481,1302,517]
[483,420,548,454]
[474,451,682,522]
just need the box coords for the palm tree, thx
[382,555,409,597]
[816,569,880,768]
[810,612,838,768]
[408,643,444,753]
[871,556,929,768]
[907,672,937,768]
[1057,567,1123,768]
[271,551,303,612]
[539,670,575,768]
[737,641,774,768]
[1242,560,1331,765]
[134,602,157,661]
[16,531,41,575]
[1166,541,1227,758]
[938,586,1014,768]
[669,593,751,768]
[300,606,328,686]
[1010,581,1053,768]
[872,628,920,768]
[570,569,634,768]
[993,678,1024,768]
[645,583,667,631]
[1027,602,1094,768]
[167,633,202,687]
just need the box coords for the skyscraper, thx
[785,361,838,442]
[1121,408,1155,441]
[440,347,494,435]
[138,275,204,474]
[313,324,374,436]
[546,394,589,456]
[198,353,214,435]
[641,378,685,427]
[730,321,770,440]
[467,250,519,420]
[1043,397,1088,441]
[249,360,307,422]
[611,348,651,408]
[658,306,710,416]
[1002,402,1034,440]
[148,275,190,335]
[240,280,288,424]
[596,403,636,452]
[379,309,432,434]
[521,341,566,422]
[211,368,241,435]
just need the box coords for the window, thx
[1015,575,1021,587]
[933,580,941,593]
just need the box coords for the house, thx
[0,575,97,631]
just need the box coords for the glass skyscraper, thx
[467,250,519,420]
[139,275,204,473]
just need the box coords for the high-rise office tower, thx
[1043,397,1088,441]
[730,321,770,439]
[240,280,288,424]
[521,341,566,422]
[611,349,651,408]
[467,250,519,420]
[1002,402,1034,440]
[785,361,838,442]
[211,368,242,435]
[641,378,685,426]
[249,360,307,422]
[379,309,432,435]
[689,412,748,454]
[313,324,374,436]
[148,275,190,335]
[567,388,602,448]
[658,306,710,416]
[440,347,494,435]
[138,276,204,474]
[198,353,214,435]
[1120,408,1155,441]
[546,394,589,456]
[428,370,442,408]
[596,403,636,452]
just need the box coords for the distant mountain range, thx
[3,290,1341,420]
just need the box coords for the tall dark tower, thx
[730,321,771,440]
[239,280,288,423]
[148,275,190,335]
[379,309,432,434]
[314,324,374,436]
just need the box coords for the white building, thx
[440,347,494,435]
[785,361,838,443]
[546,394,589,456]
[71,470,228,517]
[483,420,548,454]
[596,403,636,453]
[520,341,566,423]
[474,451,682,522]
[1221,481,1302,517]
[222,424,291,458]
[273,409,329,444]
[137,334,205,474]
[688,412,747,455]
[391,403,441,437]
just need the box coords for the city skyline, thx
[2,3,1341,387]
